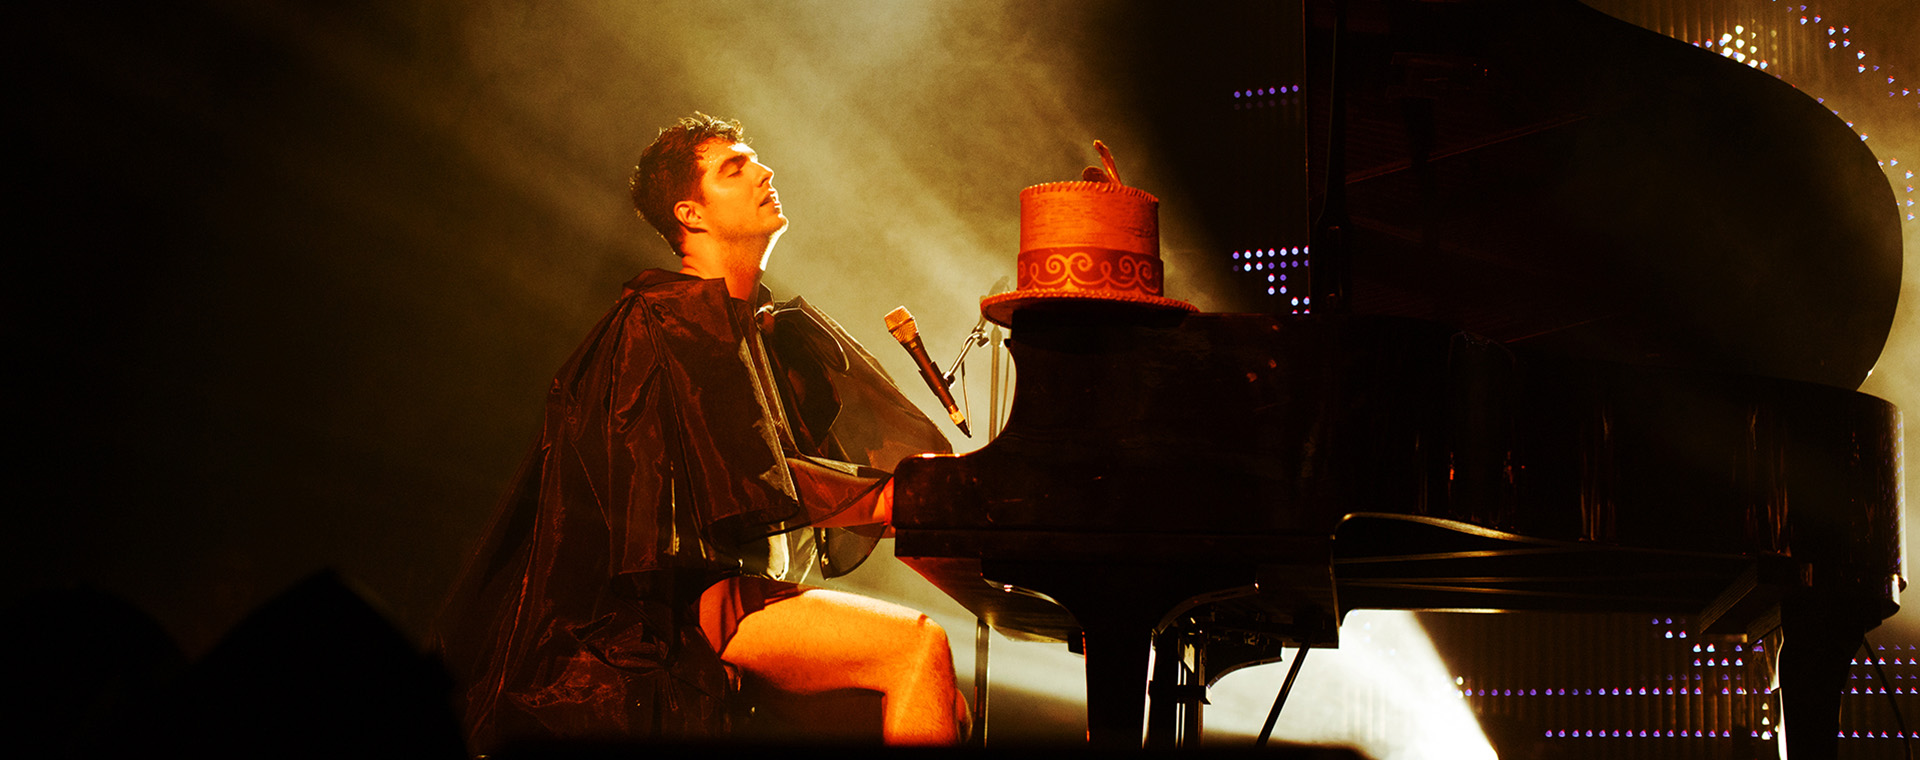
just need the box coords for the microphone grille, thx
[883,306,918,341]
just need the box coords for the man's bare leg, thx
[701,577,966,745]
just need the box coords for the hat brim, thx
[980,288,1197,328]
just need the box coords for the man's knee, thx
[904,614,955,667]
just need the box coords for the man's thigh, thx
[699,575,943,694]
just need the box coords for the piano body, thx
[891,1,1906,756]
[895,310,1901,753]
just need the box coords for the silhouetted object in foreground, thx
[144,570,465,759]
[0,586,186,758]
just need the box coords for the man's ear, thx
[673,199,705,236]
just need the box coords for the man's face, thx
[688,139,787,243]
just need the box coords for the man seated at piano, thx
[432,112,969,752]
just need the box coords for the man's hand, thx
[874,478,895,526]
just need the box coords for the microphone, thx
[884,306,971,437]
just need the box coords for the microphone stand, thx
[942,315,992,389]
[1308,0,1352,317]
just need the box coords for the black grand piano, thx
[891,1,1905,757]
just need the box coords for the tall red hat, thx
[981,145,1196,327]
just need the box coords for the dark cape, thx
[432,270,951,752]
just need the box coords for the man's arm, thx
[786,457,894,529]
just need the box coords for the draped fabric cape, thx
[432,270,951,752]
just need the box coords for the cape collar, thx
[622,268,774,307]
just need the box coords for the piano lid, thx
[1079,0,1901,390]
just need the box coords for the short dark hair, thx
[631,112,747,254]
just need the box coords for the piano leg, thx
[981,561,1245,748]
[1080,610,1154,748]
[1776,589,1873,759]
